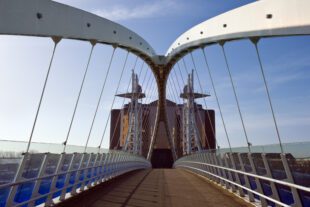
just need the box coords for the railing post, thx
[217,153,230,189]
[261,153,281,205]
[206,152,217,182]
[212,153,223,185]
[96,153,107,184]
[6,153,29,206]
[71,153,88,195]
[28,153,50,206]
[237,153,255,202]
[223,153,236,191]
[87,153,100,188]
[280,153,302,207]
[247,153,268,207]
[80,153,94,191]
[45,152,66,206]
[60,153,76,201]
[228,153,245,197]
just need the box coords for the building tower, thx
[180,70,209,155]
[116,70,145,155]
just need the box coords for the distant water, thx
[0,140,109,155]
[0,140,309,158]
[217,141,310,159]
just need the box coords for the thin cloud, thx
[93,1,181,21]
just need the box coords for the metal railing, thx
[174,151,310,207]
[0,150,151,207]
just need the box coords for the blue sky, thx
[0,0,309,152]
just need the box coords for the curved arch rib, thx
[166,0,310,61]
[0,0,156,60]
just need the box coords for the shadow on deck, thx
[56,169,251,207]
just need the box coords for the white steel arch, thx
[166,0,310,63]
[0,0,156,60]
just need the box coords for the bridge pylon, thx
[117,70,145,155]
[180,70,209,155]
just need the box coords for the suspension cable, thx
[110,65,152,152]
[188,52,218,148]
[138,61,145,78]
[201,48,232,152]
[25,37,61,153]
[176,62,186,84]
[220,44,251,152]
[98,51,130,150]
[110,69,133,150]
[251,38,284,154]
[182,58,190,74]
[173,66,212,150]
[62,42,96,152]
[140,73,155,135]
[84,46,116,152]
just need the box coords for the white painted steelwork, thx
[166,0,310,61]
[0,0,156,59]
[120,71,145,155]
[0,151,150,207]
[174,152,308,207]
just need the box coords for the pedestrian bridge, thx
[56,169,250,207]
[0,0,310,206]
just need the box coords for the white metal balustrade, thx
[0,151,151,207]
[174,151,310,207]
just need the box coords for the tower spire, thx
[180,70,209,155]
[116,70,145,155]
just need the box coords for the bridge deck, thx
[57,169,250,207]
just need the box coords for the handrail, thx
[13,165,145,207]
[178,165,290,207]
[178,160,310,193]
[1,151,150,206]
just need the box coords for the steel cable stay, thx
[174,67,212,150]
[144,78,158,157]
[166,83,178,152]
[7,37,61,206]
[25,37,61,153]
[183,53,219,150]
[98,51,130,150]
[115,56,138,153]
[171,68,187,151]
[109,56,142,150]
[111,64,155,154]
[171,67,212,151]
[62,41,97,153]
[138,61,145,79]
[219,43,257,201]
[201,48,233,152]
[168,80,184,154]
[251,38,284,154]
[140,75,157,150]
[83,46,117,153]
[176,62,186,85]
[182,58,189,74]
[220,43,252,153]
[109,74,132,149]
[188,52,241,189]
[201,47,253,197]
[110,64,152,154]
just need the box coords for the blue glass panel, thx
[278,187,294,205]
[0,187,9,207]
[56,175,66,189]
[300,190,310,207]
[14,182,35,203]
[39,178,52,195]
[69,172,76,184]
[35,196,47,206]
